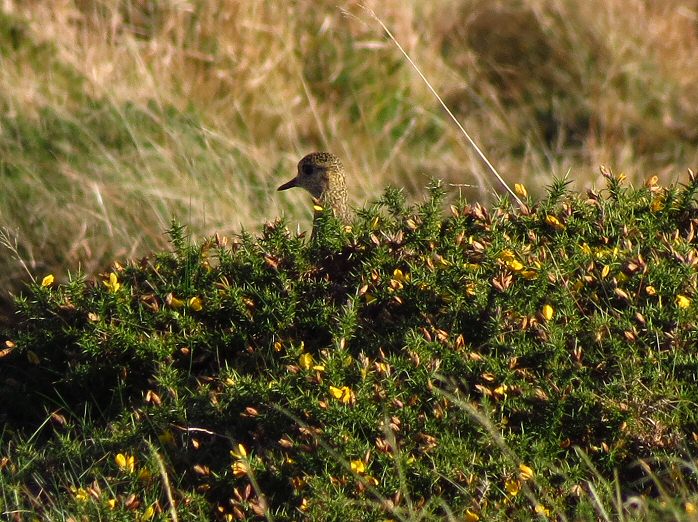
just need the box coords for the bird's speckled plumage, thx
[277,152,349,222]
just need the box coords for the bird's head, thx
[277,152,345,200]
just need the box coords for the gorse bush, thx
[2,172,698,520]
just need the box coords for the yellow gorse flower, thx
[545,215,565,231]
[677,294,691,309]
[392,269,410,283]
[493,384,508,399]
[41,274,54,287]
[520,269,537,280]
[542,304,554,321]
[188,296,203,311]
[70,486,89,503]
[103,272,121,293]
[519,463,534,480]
[498,250,525,272]
[299,352,314,370]
[115,453,135,473]
[230,443,248,460]
[166,293,184,309]
[514,183,528,198]
[329,385,354,404]
[350,459,366,474]
[651,195,665,212]
[505,478,521,496]
[231,461,249,477]
[230,443,250,477]
[465,509,480,521]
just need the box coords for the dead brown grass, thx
[1,0,697,306]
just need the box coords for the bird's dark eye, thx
[301,164,313,176]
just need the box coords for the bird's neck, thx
[319,186,348,223]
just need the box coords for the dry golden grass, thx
[1,0,697,307]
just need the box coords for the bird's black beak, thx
[277,177,298,191]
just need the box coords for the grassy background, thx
[1,0,697,310]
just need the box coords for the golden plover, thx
[277,152,349,223]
